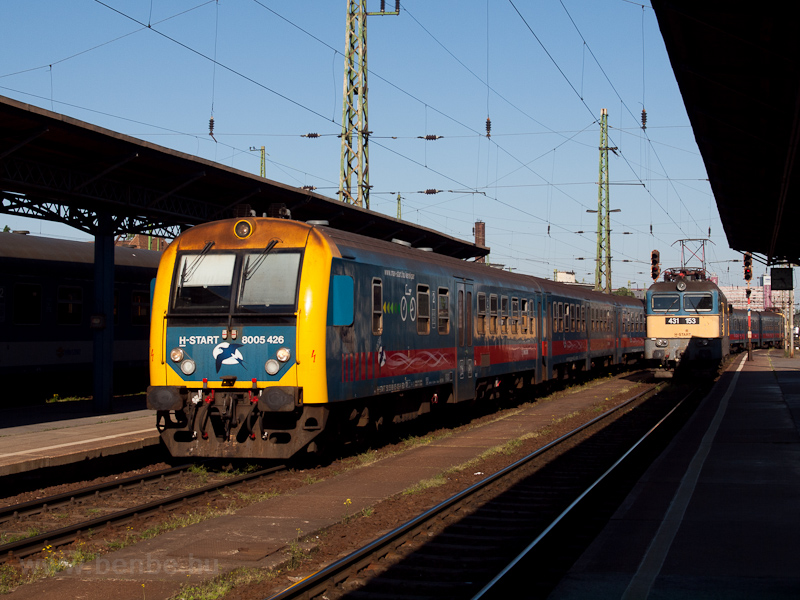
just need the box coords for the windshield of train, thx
[684,293,713,312]
[651,293,680,312]
[237,251,302,313]
[173,253,236,313]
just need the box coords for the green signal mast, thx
[339,0,400,209]
[593,108,617,294]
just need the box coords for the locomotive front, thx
[645,275,728,375]
[147,218,333,459]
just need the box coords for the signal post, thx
[744,252,752,360]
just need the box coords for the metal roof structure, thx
[652,1,800,265]
[0,95,487,261]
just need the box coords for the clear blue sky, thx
[0,0,755,288]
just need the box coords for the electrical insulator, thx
[424,189,439,195]
[641,108,647,130]
[304,133,320,138]
[209,116,215,136]
[485,117,491,138]
[547,224,550,236]
[420,135,442,141]
[650,224,653,235]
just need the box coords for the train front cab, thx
[148,219,335,459]
[645,282,727,373]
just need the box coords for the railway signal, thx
[743,252,753,281]
[651,249,661,281]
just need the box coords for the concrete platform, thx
[0,396,159,476]
[550,349,800,599]
[3,373,641,599]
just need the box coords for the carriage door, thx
[455,281,475,402]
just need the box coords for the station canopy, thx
[0,94,488,261]
[653,1,800,265]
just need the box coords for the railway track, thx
[268,381,702,600]
[0,463,285,563]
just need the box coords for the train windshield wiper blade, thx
[244,238,279,280]
[180,241,215,287]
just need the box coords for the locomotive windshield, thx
[684,293,713,312]
[173,253,235,313]
[170,249,302,314]
[651,293,680,312]
[237,251,302,313]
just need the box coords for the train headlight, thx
[676,281,687,291]
[170,348,185,362]
[655,339,668,348]
[180,359,196,375]
[700,339,709,346]
[276,347,291,362]
[234,219,253,239]
[265,359,280,375]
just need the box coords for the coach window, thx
[582,305,586,332]
[511,297,519,334]
[57,286,83,325]
[372,279,383,335]
[500,296,509,334]
[565,304,572,332]
[571,304,577,331]
[417,284,430,335]
[132,290,150,326]
[520,299,528,334]
[490,294,498,334]
[477,293,487,335]
[438,287,450,334]
[13,283,41,325]
[684,293,713,312]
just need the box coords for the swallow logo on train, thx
[212,343,244,373]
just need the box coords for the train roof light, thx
[234,220,253,239]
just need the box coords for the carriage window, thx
[571,304,577,332]
[651,293,680,312]
[490,294,498,334]
[438,287,450,334]
[372,279,383,335]
[520,299,528,334]
[684,293,713,312]
[511,297,519,334]
[417,284,430,335]
[477,292,487,335]
[58,286,83,325]
[14,283,42,325]
[501,296,509,334]
[132,290,150,326]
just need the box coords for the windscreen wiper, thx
[180,241,215,287]
[244,238,280,280]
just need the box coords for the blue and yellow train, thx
[645,268,784,375]
[147,217,645,459]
